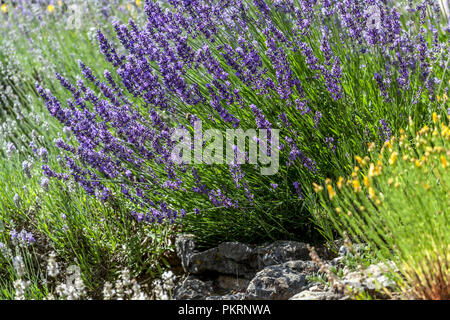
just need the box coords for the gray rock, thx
[175,234,197,272]
[173,275,214,300]
[340,262,397,297]
[176,236,316,279]
[338,245,348,256]
[187,245,258,279]
[289,284,348,300]
[217,242,255,261]
[245,265,308,300]
[215,275,250,293]
[185,247,220,274]
[331,256,345,266]
[206,293,246,300]
[176,235,260,278]
[257,241,311,267]
[282,260,319,274]
[289,290,342,300]
[361,262,397,291]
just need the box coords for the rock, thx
[282,260,318,274]
[176,235,259,278]
[338,245,348,256]
[184,247,219,274]
[174,236,345,300]
[173,275,214,300]
[340,262,397,297]
[206,293,246,300]
[215,275,250,293]
[175,234,197,272]
[362,262,397,291]
[289,290,342,300]
[217,242,255,262]
[245,265,308,300]
[187,245,258,279]
[257,241,311,267]
[331,256,345,267]
[289,284,348,300]
[176,236,316,279]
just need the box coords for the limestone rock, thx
[245,265,307,300]
[206,293,246,300]
[257,241,311,267]
[173,275,214,300]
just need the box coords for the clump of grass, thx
[314,112,449,300]
[0,154,176,299]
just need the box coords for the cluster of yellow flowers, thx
[1,2,63,14]
[1,0,142,15]
[315,113,449,215]
[437,80,450,104]
[437,93,448,104]
[121,0,142,14]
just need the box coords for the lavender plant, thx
[36,0,449,247]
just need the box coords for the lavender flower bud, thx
[38,147,48,163]
[40,177,50,191]
[6,142,16,158]
[13,255,26,277]
[22,161,31,178]
[13,193,20,208]
[47,252,60,277]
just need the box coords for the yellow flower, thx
[136,0,142,6]
[419,125,430,135]
[368,163,375,177]
[337,177,344,190]
[368,187,375,199]
[387,178,394,185]
[58,0,63,6]
[402,155,409,161]
[352,179,361,193]
[441,155,448,168]
[433,129,439,137]
[47,4,55,13]
[1,4,7,13]
[363,176,370,187]
[389,151,398,166]
[443,93,448,102]
[355,155,363,165]
[335,207,342,213]
[327,184,336,200]
[313,183,323,193]
[432,112,438,123]
[127,3,132,11]
[375,166,382,175]
[415,159,421,168]
[434,146,443,153]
